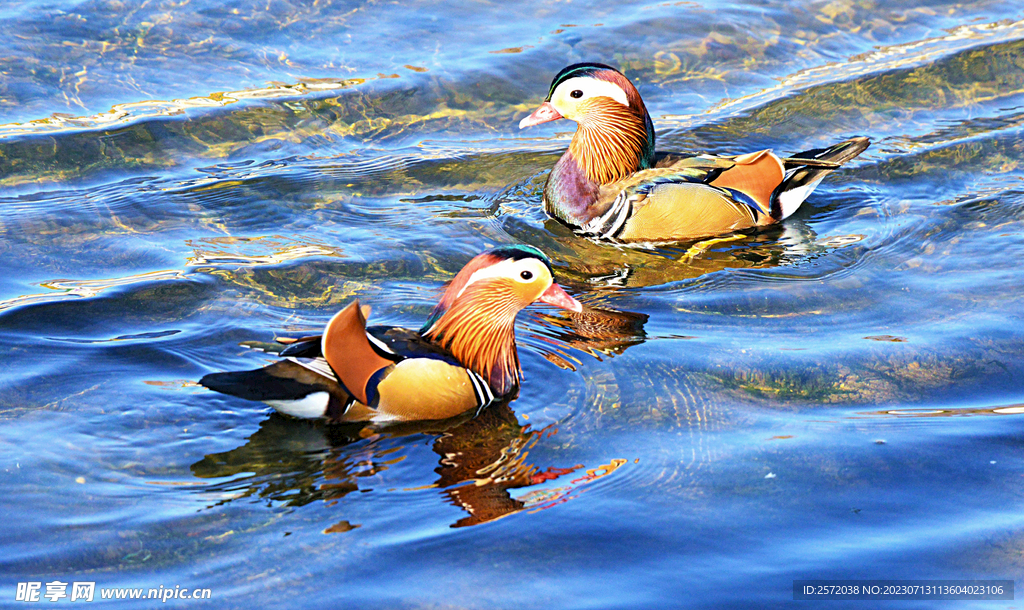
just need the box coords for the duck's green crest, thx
[488,244,553,274]
[545,63,620,101]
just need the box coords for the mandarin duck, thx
[519,62,870,243]
[200,245,582,423]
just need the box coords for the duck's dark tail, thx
[773,136,870,219]
[200,365,315,403]
[199,359,349,419]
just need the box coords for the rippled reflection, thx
[0,78,369,139]
[190,402,624,530]
[854,404,1024,419]
[0,270,193,312]
[186,235,342,267]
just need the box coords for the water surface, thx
[2,0,1024,607]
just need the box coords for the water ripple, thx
[662,18,1024,131]
[0,270,196,313]
[0,78,370,139]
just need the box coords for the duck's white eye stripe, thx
[458,259,548,296]
[555,77,629,107]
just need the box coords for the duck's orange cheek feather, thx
[505,280,537,304]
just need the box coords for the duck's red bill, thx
[539,283,583,312]
[519,102,562,129]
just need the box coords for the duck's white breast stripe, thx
[466,370,486,405]
[466,371,485,405]
[467,370,494,406]
[580,191,633,240]
[588,192,627,228]
[604,197,633,238]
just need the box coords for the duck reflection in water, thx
[505,205,853,290]
[191,401,626,529]
[526,303,648,370]
[557,223,813,289]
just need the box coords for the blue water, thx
[2,0,1024,607]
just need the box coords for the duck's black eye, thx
[520,270,533,280]
[570,89,583,99]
